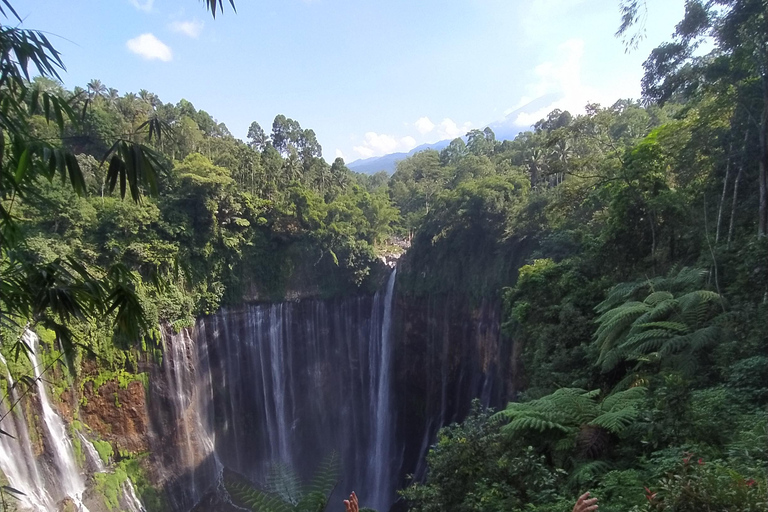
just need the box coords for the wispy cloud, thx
[170,20,204,38]
[126,33,173,62]
[351,116,474,160]
[129,0,154,12]
[496,36,640,130]
[512,38,589,126]
[353,132,417,159]
[411,117,472,140]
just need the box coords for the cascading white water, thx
[155,269,400,512]
[369,269,397,510]
[159,325,220,510]
[1,332,151,512]
[24,331,90,512]
[78,432,106,473]
[123,479,147,512]
[0,351,54,511]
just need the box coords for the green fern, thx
[495,386,645,459]
[224,453,340,512]
[595,268,727,373]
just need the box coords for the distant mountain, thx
[348,95,559,174]
[348,140,451,175]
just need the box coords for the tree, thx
[247,121,269,150]
[495,387,646,460]
[0,2,236,492]
[638,0,768,237]
[594,267,726,376]
[87,78,107,101]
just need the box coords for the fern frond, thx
[268,463,302,506]
[601,386,646,411]
[644,291,674,305]
[631,298,678,326]
[503,416,572,433]
[635,321,688,333]
[305,451,340,500]
[569,460,613,485]
[225,472,294,512]
[591,407,640,433]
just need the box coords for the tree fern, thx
[224,453,340,512]
[267,463,302,506]
[495,387,645,459]
[595,268,727,373]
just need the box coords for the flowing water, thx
[0,332,147,512]
[0,351,54,511]
[25,331,90,512]
[79,432,106,473]
[154,270,400,511]
[1,269,511,512]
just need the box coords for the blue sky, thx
[13,0,684,163]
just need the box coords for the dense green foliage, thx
[1,0,767,511]
[398,2,768,510]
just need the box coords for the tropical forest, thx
[0,0,766,511]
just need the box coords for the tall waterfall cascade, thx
[154,270,400,512]
[0,332,89,512]
[0,268,511,512]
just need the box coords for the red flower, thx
[746,479,756,488]
[644,487,657,501]
[698,458,705,465]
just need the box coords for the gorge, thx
[0,265,516,512]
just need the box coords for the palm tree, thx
[525,147,545,190]
[107,87,120,107]
[86,78,107,101]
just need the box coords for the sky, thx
[12,0,685,163]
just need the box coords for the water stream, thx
[155,269,399,511]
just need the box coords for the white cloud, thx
[509,38,638,128]
[170,20,204,38]
[414,117,435,135]
[412,116,472,140]
[129,0,154,12]
[126,33,173,62]
[353,132,418,159]
[434,118,472,140]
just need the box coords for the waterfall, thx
[157,323,220,510]
[123,479,147,512]
[154,269,400,511]
[0,351,54,511]
[25,331,90,512]
[369,269,396,510]
[78,432,106,473]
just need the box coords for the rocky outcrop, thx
[79,380,149,453]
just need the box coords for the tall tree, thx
[637,0,768,236]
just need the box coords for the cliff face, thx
[1,252,526,512]
[392,293,520,484]
[139,269,520,512]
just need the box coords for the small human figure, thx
[573,491,599,512]
[343,491,359,512]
